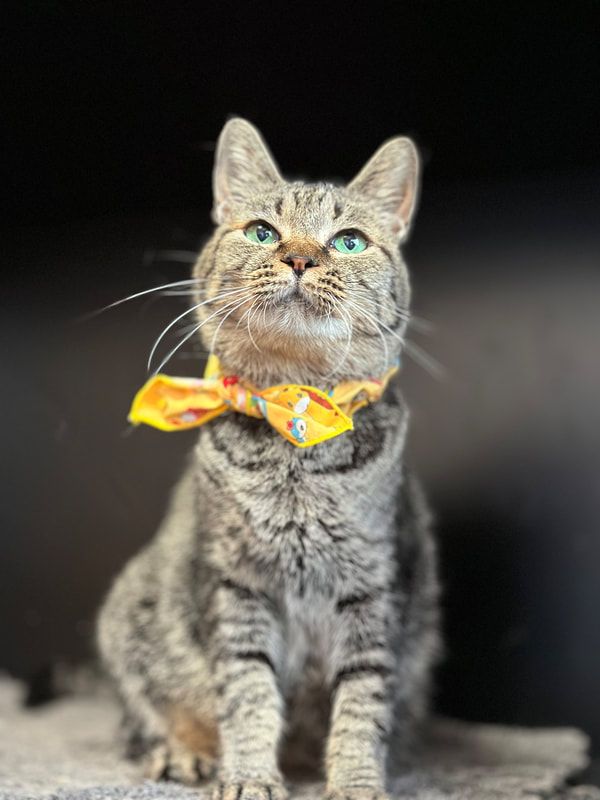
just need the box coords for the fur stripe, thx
[230,650,276,674]
[219,578,258,601]
[336,592,371,611]
[332,663,391,693]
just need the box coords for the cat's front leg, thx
[324,593,394,800]
[210,578,287,800]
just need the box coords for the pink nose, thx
[281,254,318,274]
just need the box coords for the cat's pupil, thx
[257,225,270,242]
[344,235,356,250]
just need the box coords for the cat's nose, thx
[281,253,318,275]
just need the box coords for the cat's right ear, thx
[212,118,283,224]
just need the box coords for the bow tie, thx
[129,355,398,448]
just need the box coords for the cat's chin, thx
[258,301,348,343]
[211,308,354,386]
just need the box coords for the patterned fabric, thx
[128,354,399,448]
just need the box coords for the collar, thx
[128,354,398,448]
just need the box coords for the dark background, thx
[2,0,600,772]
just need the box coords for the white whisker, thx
[152,290,255,375]
[409,315,436,335]
[160,289,202,297]
[147,285,251,371]
[352,287,411,324]
[403,340,446,379]
[343,297,389,374]
[260,295,270,332]
[346,297,445,379]
[323,298,353,379]
[209,294,255,356]
[243,297,263,353]
[150,250,199,264]
[77,278,204,321]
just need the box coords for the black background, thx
[3,0,600,773]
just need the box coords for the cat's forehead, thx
[244,181,373,239]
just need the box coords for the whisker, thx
[78,278,204,321]
[403,340,446,379]
[349,298,445,379]
[337,304,355,376]
[152,290,255,375]
[79,273,245,322]
[352,287,411,324]
[260,294,270,332]
[344,297,390,375]
[160,289,203,297]
[347,290,440,377]
[178,319,205,336]
[159,275,240,298]
[243,297,263,353]
[409,315,436,335]
[209,294,255,356]
[323,298,353,379]
[373,318,443,376]
[147,285,251,371]
[147,249,199,264]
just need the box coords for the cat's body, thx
[97,119,440,800]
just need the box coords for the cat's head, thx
[193,118,419,385]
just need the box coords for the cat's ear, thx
[348,137,420,240]
[212,118,283,224]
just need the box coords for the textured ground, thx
[0,676,598,800]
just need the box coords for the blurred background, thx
[2,0,599,776]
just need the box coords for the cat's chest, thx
[279,592,339,688]
[198,405,406,592]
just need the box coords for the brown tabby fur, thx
[97,118,440,800]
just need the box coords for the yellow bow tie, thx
[128,355,398,448]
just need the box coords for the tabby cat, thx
[97,118,439,800]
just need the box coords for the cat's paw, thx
[213,779,288,800]
[324,789,390,800]
[144,742,215,784]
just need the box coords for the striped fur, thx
[97,119,440,800]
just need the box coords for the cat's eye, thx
[244,221,280,245]
[330,230,368,254]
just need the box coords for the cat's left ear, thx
[347,137,420,240]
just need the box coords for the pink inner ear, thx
[393,166,418,232]
[398,183,414,225]
[213,200,229,225]
[391,215,408,237]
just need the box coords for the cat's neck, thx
[213,342,395,389]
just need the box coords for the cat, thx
[97,117,440,800]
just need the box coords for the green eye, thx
[244,221,279,245]
[331,230,368,254]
